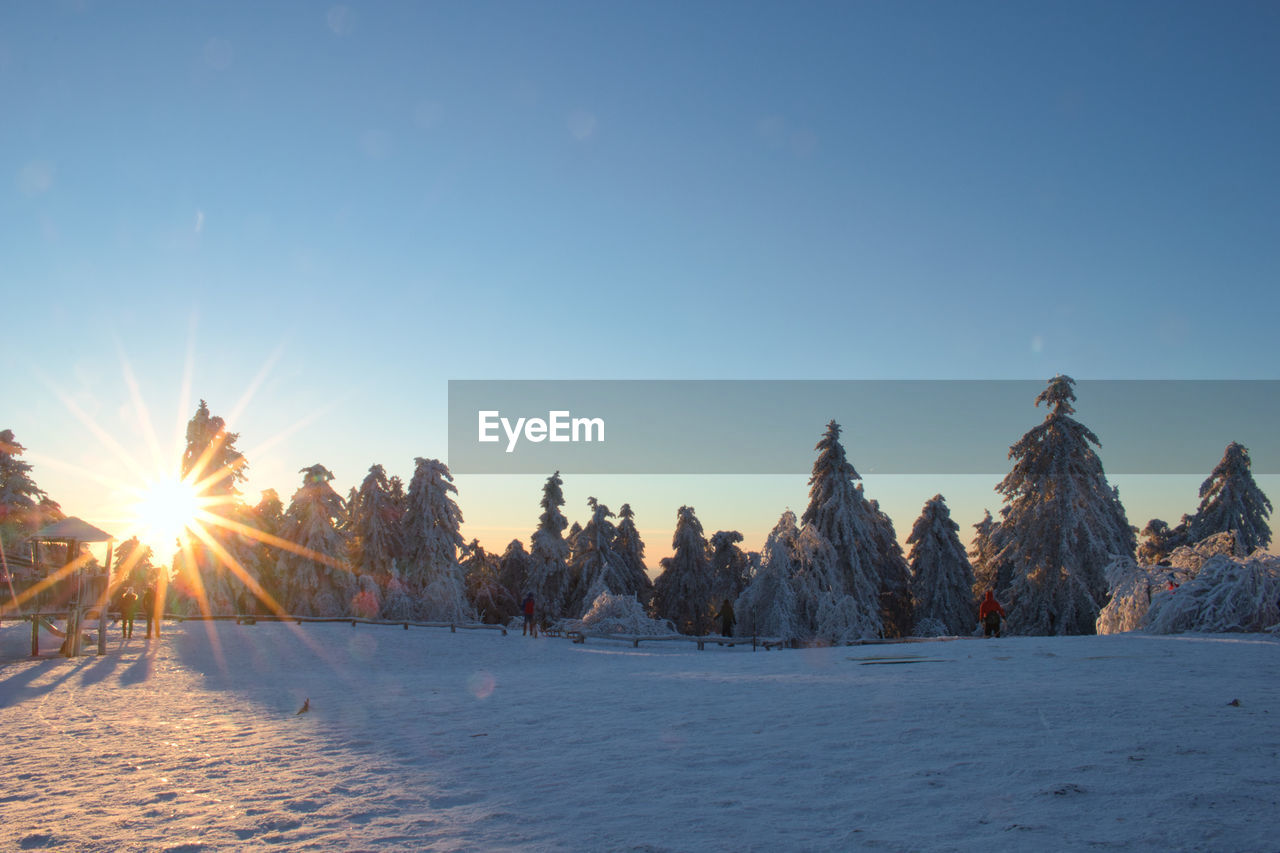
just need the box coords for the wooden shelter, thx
[31,517,115,656]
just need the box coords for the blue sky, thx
[4,1,1278,560]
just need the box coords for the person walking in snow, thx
[120,586,139,639]
[522,593,538,638]
[718,599,736,637]
[979,590,1005,638]
[141,585,157,638]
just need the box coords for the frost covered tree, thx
[463,539,517,624]
[996,376,1136,635]
[1187,442,1272,553]
[401,457,469,622]
[907,495,977,636]
[800,421,883,636]
[863,493,914,637]
[498,539,531,597]
[566,520,584,562]
[1136,517,1190,566]
[1143,552,1280,634]
[246,489,286,610]
[381,560,416,621]
[969,509,1011,599]
[281,464,354,616]
[708,530,750,604]
[388,475,407,515]
[175,401,257,614]
[793,524,877,644]
[113,536,158,590]
[0,429,48,548]
[348,464,404,583]
[734,511,802,641]
[182,400,247,504]
[526,472,572,619]
[614,503,653,605]
[567,498,635,616]
[654,506,712,634]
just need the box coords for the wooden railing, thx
[14,611,508,657]
[563,630,786,651]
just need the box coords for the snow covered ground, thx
[2,620,1278,852]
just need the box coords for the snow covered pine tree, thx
[654,506,712,634]
[174,401,259,615]
[281,464,354,616]
[525,472,572,621]
[996,376,1135,635]
[1188,442,1272,553]
[800,421,884,637]
[734,511,803,642]
[907,495,978,636]
[401,457,470,622]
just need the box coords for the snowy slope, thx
[2,620,1278,852]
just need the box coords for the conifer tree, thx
[734,511,802,641]
[907,495,977,635]
[800,421,883,635]
[568,498,634,615]
[708,530,750,604]
[614,503,653,605]
[388,475,407,516]
[1188,442,1272,553]
[282,464,353,616]
[175,401,256,614]
[969,508,1013,599]
[113,536,158,590]
[1136,517,1189,565]
[654,505,712,634]
[463,539,517,624]
[248,489,286,610]
[862,493,914,637]
[381,559,416,621]
[0,429,47,548]
[795,524,876,643]
[527,472,572,619]
[996,376,1135,635]
[182,400,247,503]
[349,464,404,583]
[498,539,531,597]
[401,457,469,621]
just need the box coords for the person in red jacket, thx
[979,590,1006,638]
[522,593,538,638]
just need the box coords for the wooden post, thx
[97,541,114,655]
[31,616,38,656]
[65,538,79,657]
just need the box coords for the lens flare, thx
[130,475,202,564]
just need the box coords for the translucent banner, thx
[447,380,1280,475]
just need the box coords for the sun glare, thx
[132,476,202,563]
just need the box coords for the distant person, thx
[522,593,537,638]
[979,590,1005,638]
[142,585,157,638]
[237,589,251,617]
[120,587,139,639]
[719,599,736,637]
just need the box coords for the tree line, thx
[0,376,1270,638]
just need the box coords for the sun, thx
[131,475,203,563]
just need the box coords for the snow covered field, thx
[2,621,1278,852]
